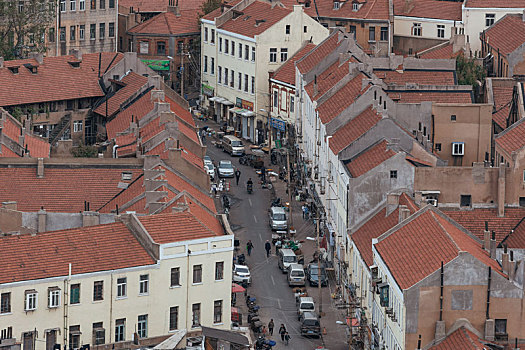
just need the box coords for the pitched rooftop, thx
[272,43,316,85]
[374,69,456,85]
[94,72,149,118]
[119,0,206,12]
[387,91,473,103]
[128,10,200,35]
[495,117,525,155]
[491,85,514,129]
[296,31,340,74]
[484,14,525,56]
[464,0,525,8]
[393,0,462,20]
[429,327,490,350]
[345,140,397,178]
[303,0,390,20]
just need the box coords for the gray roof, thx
[201,327,250,347]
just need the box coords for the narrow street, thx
[199,120,350,350]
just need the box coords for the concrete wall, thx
[20,212,115,232]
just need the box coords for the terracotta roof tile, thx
[485,14,525,56]
[500,217,525,248]
[296,32,340,73]
[345,140,396,177]
[3,115,21,141]
[219,1,292,38]
[0,145,19,157]
[430,327,488,350]
[465,0,525,8]
[305,59,352,99]
[94,72,149,117]
[329,106,382,153]
[0,53,123,107]
[138,211,219,243]
[418,43,461,59]
[0,221,155,284]
[128,10,200,35]
[24,134,51,158]
[495,117,525,154]
[272,43,316,85]
[304,0,390,20]
[374,69,456,85]
[163,166,216,212]
[1,114,50,158]
[98,174,145,213]
[387,91,473,103]
[393,0,462,20]
[491,85,514,129]
[120,0,206,11]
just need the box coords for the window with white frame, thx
[238,43,242,58]
[210,29,215,43]
[412,23,422,36]
[115,319,125,342]
[238,72,242,90]
[244,44,249,60]
[25,290,37,311]
[437,24,445,38]
[352,2,358,10]
[452,142,464,156]
[270,48,277,62]
[73,120,83,132]
[192,303,200,327]
[251,46,255,61]
[218,66,222,84]
[211,57,214,75]
[117,277,126,297]
[137,315,148,338]
[224,68,229,85]
[139,274,149,295]
[290,95,295,113]
[79,25,85,40]
[224,39,229,54]
[204,27,208,42]
[230,70,235,88]
[193,265,202,283]
[219,37,222,52]
[485,13,495,27]
[215,262,224,280]
[244,74,248,92]
[204,55,208,73]
[231,40,235,56]
[281,48,288,62]
[70,0,76,11]
[251,76,255,94]
[214,300,222,323]
[48,288,60,308]
[79,0,85,10]
[60,0,66,11]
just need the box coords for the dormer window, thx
[333,1,340,9]
[8,66,19,74]
[352,2,359,10]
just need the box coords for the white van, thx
[223,135,245,156]
[278,248,297,272]
[269,206,287,231]
[287,263,305,287]
[297,296,315,320]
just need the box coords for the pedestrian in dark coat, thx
[246,240,254,256]
[268,319,274,336]
[264,240,271,257]
[235,169,241,185]
[284,332,291,345]
[279,324,286,342]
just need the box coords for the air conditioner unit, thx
[426,198,438,207]
[385,307,393,314]
[452,142,464,156]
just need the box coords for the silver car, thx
[205,163,215,180]
[218,160,235,178]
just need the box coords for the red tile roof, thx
[3,115,21,141]
[387,91,473,103]
[0,53,123,107]
[1,113,50,158]
[94,72,149,117]
[119,0,206,12]
[375,69,456,85]
[443,207,525,244]
[329,106,382,154]
[465,0,525,8]
[495,117,525,155]
[418,43,461,59]
[304,0,390,20]
[296,31,340,74]
[0,166,142,212]
[345,140,396,177]
[304,59,354,100]
[375,208,505,289]
[430,327,488,350]
[0,221,156,284]
[138,211,219,243]
[219,1,292,38]
[485,14,525,56]
[25,134,51,158]
[352,193,417,267]
[0,145,18,157]
[128,10,200,35]
[500,217,525,248]
[163,166,216,211]
[272,43,316,85]
[491,85,514,129]
[393,0,462,20]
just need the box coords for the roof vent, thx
[255,19,266,26]
[8,66,19,74]
[121,171,133,181]
[23,63,37,74]
[232,9,243,19]
[68,61,81,68]
[243,15,251,21]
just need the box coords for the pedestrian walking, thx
[201,130,206,143]
[246,240,254,256]
[284,332,291,346]
[302,204,307,219]
[279,324,286,342]
[268,319,274,336]
[235,169,241,186]
[264,240,271,258]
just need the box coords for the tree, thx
[71,144,99,158]
[199,0,222,17]
[456,53,486,89]
[0,0,55,59]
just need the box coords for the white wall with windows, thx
[393,16,461,41]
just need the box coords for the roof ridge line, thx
[430,209,461,252]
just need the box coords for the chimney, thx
[69,49,83,61]
[399,207,411,223]
[37,208,47,233]
[37,158,44,178]
[82,211,100,227]
[313,75,318,96]
[435,321,446,343]
[2,201,17,211]
[502,244,509,274]
[483,227,490,251]
[485,319,495,341]
[523,9,525,21]
[0,57,4,68]
[498,163,505,217]
[19,128,25,149]
[509,250,516,281]
[29,52,44,65]
[414,191,423,206]
[386,138,400,152]
[386,192,400,215]
[490,231,497,259]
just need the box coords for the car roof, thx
[234,264,249,269]
[289,263,304,269]
[220,160,232,164]
[308,262,326,268]
[280,248,296,255]
[299,297,314,303]
[302,311,318,319]
[271,206,286,214]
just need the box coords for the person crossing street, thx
[264,240,271,258]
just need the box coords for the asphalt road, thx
[200,121,349,350]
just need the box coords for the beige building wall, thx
[0,235,233,349]
[432,103,492,167]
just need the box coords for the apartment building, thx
[49,0,118,56]
[0,212,233,350]
[201,0,328,143]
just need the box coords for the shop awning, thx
[229,107,255,117]
[241,110,254,117]
[229,107,243,113]
[215,97,234,105]
[209,96,220,102]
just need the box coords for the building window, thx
[193,265,202,284]
[204,27,208,42]
[192,303,201,327]
[452,142,464,156]
[93,281,103,301]
[79,25,85,40]
[60,0,66,11]
[204,56,208,73]
[333,1,340,9]
[157,41,166,55]
[215,262,224,280]
[304,25,307,33]
[72,120,83,133]
[451,114,456,121]
[70,0,76,11]
[251,46,255,61]
[169,306,178,330]
[435,143,441,151]
[117,277,127,297]
[49,27,55,42]
[495,319,507,340]
[244,74,248,92]
[460,195,472,207]
[273,90,278,107]
[290,95,295,113]
[25,291,37,311]
[177,40,183,54]
[231,40,235,56]
[59,27,66,42]
[281,48,288,62]
[137,315,148,338]
[379,285,389,307]
[139,274,149,295]
[109,0,114,8]
[245,44,249,60]
[251,76,255,94]
[214,300,222,323]
[115,319,125,342]
[390,170,397,179]
[285,24,290,34]
[48,288,60,308]
[369,26,375,41]
[380,26,388,41]
[270,48,277,62]
[219,37,222,52]
[238,43,242,58]
[99,23,105,38]
[69,326,80,350]
[170,267,180,286]
[437,24,445,38]
[70,284,80,304]
[224,39,229,54]
[211,57,214,75]
[485,13,495,27]
[70,26,76,41]
[352,2,358,10]
[230,70,235,87]
[218,66,222,84]
[90,0,96,9]
[349,25,356,38]
[92,322,105,345]
[90,24,96,39]
[224,68,229,85]
[79,0,85,9]
[1,292,10,313]
[210,29,215,44]
[109,22,115,37]
[412,23,422,36]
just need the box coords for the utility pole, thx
[180,43,184,99]
[316,216,322,315]
[287,149,293,235]
[267,110,272,149]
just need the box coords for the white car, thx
[218,160,235,178]
[233,264,251,284]
[203,156,213,167]
[205,163,215,180]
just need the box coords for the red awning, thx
[232,283,246,293]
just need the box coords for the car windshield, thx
[303,319,319,327]
[236,267,249,273]
[220,162,233,168]
[283,256,297,263]
[232,141,243,147]
[291,270,304,277]
[204,156,211,162]
[309,266,325,275]
[273,213,286,220]
[206,164,214,170]
[301,303,314,310]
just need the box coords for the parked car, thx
[232,264,251,284]
[223,135,245,156]
[278,248,297,272]
[287,263,306,287]
[297,296,315,320]
[205,163,215,180]
[269,206,287,231]
[306,263,328,287]
[218,160,235,178]
[204,155,213,166]
[300,311,321,337]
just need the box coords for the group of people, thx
[246,239,272,258]
[262,319,291,345]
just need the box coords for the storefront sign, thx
[270,117,285,131]
[235,97,254,111]
[141,59,170,71]
[201,83,214,97]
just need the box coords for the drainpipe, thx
[113,144,118,158]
